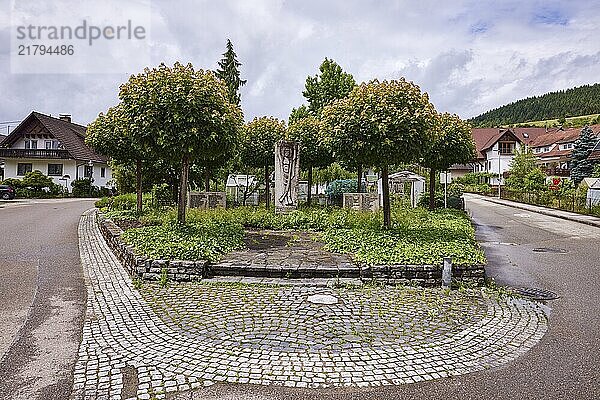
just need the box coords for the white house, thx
[0,112,112,192]
[471,127,548,186]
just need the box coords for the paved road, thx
[0,198,95,400]
[181,194,600,400]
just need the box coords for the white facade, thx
[3,158,112,191]
[478,142,524,186]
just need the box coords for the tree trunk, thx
[204,170,210,192]
[264,165,270,209]
[429,168,436,211]
[382,165,391,229]
[357,165,362,193]
[177,155,190,224]
[307,166,313,206]
[136,159,142,214]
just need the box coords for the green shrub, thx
[95,196,112,209]
[417,184,464,210]
[321,208,485,267]
[22,170,53,191]
[121,220,245,262]
[72,178,100,198]
[96,193,153,211]
[1,178,22,188]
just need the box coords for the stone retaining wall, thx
[97,215,485,286]
[97,216,208,282]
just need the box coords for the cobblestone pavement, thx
[72,209,548,399]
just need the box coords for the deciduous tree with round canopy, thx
[87,105,148,213]
[287,115,333,205]
[321,79,437,228]
[118,62,243,223]
[421,113,476,210]
[303,58,356,116]
[240,116,286,208]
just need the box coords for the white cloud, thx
[0,0,598,130]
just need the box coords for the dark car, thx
[0,185,15,200]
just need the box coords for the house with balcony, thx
[530,128,577,176]
[470,127,547,185]
[527,126,600,177]
[0,111,112,192]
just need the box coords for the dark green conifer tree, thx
[570,126,598,184]
[216,39,247,106]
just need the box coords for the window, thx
[498,142,515,155]
[48,163,63,176]
[25,140,38,149]
[17,163,32,176]
[45,141,52,149]
[100,167,106,178]
[84,165,93,178]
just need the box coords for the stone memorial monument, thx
[188,191,226,209]
[343,192,380,212]
[274,140,300,214]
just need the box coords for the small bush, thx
[72,178,100,198]
[417,184,464,210]
[1,178,22,188]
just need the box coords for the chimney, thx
[59,114,72,123]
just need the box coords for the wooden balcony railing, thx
[0,148,70,159]
[545,167,570,177]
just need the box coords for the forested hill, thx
[469,83,600,127]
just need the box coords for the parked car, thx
[0,185,15,200]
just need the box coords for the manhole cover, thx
[514,287,560,301]
[532,247,568,254]
[307,294,338,305]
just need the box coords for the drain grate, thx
[532,247,568,254]
[514,287,560,301]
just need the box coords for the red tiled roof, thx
[537,147,571,159]
[0,112,107,163]
[471,127,547,159]
[530,125,600,148]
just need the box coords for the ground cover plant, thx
[120,221,245,262]
[98,194,485,267]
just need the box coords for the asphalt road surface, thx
[0,198,95,400]
[176,194,600,400]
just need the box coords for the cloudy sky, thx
[1,0,599,131]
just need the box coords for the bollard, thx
[442,257,452,289]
